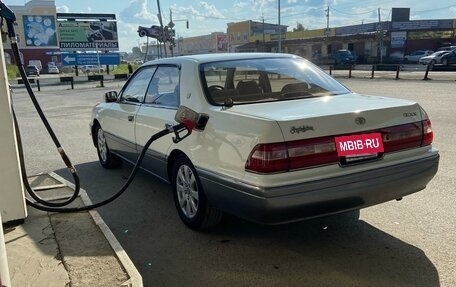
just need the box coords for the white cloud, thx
[199,2,225,18]
[119,0,158,24]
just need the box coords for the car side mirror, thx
[105,91,118,103]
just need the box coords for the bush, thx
[111,63,140,74]
[6,64,19,80]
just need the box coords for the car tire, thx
[172,155,222,230]
[95,125,122,168]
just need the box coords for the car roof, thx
[142,53,299,66]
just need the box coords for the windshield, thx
[201,57,351,106]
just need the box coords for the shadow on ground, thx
[55,161,440,287]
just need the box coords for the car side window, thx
[144,66,180,107]
[120,67,157,103]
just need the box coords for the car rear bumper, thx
[198,151,439,225]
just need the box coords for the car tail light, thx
[422,119,434,146]
[245,143,289,173]
[381,120,433,152]
[245,136,338,173]
[246,120,434,174]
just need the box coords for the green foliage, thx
[112,63,140,74]
[6,64,19,80]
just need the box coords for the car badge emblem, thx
[355,117,366,125]
[290,125,314,134]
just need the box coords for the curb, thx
[49,172,143,287]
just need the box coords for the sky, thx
[7,0,456,52]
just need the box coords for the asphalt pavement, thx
[5,74,456,286]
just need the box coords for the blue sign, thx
[62,53,120,66]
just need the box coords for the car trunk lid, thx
[225,93,422,141]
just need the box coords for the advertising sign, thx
[22,15,58,47]
[391,20,453,31]
[58,21,119,51]
[216,34,227,52]
[390,31,407,48]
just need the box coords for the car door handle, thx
[128,115,134,122]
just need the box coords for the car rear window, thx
[200,57,351,106]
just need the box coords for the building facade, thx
[4,0,59,68]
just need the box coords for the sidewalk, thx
[3,173,142,287]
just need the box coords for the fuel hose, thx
[1,2,191,213]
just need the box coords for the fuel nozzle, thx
[172,106,209,143]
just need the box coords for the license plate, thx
[335,133,384,157]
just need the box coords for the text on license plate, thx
[335,133,384,157]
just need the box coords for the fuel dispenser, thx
[0,19,27,225]
[0,6,26,286]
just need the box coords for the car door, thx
[449,51,456,64]
[101,66,157,162]
[135,65,180,181]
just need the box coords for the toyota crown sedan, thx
[90,53,439,230]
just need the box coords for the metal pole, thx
[378,8,383,64]
[278,0,281,53]
[262,14,265,52]
[95,41,101,72]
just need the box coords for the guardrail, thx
[327,64,456,81]
[13,74,130,91]
[60,76,74,89]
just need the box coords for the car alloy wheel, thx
[175,164,199,218]
[95,125,121,168]
[172,155,222,230]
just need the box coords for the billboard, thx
[22,15,58,47]
[390,31,407,48]
[216,34,227,52]
[58,21,119,51]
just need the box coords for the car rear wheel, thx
[172,155,222,230]
[95,125,122,168]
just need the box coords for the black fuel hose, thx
[1,3,189,213]
[2,3,81,208]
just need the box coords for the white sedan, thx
[419,51,449,65]
[90,53,439,230]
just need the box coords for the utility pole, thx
[262,13,265,52]
[378,7,383,64]
[156,0,167,57]
[278,0,281,53]
[325,6,330,39]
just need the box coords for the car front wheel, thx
[95,125,122,168]
[172,155,222,230]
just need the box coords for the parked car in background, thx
[90,53,439,230]
[47,65,60,74]
[404,50,434,63]
[437,45,456,52]
[418,51,449,65]
[334,49,355,65]
[81,65,104,74]
[440,49,456,66]
[25,65,40,76]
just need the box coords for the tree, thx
[293,22,306,32]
